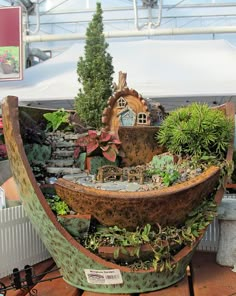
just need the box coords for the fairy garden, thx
[18,82,234,272]
[1,3,235,293]
[13,2,233,275]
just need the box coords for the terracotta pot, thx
[118,126,165,167]
[98,240,183,264]
[55,166,221,230]
[1,63,14,74]
[98,244,154,263]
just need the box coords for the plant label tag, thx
[84,269,123,285]
[0,186,6,209]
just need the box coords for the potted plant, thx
[74,129,121,173]
[55,103,234,230]
[2,96,234,294]
[1,3,234,293]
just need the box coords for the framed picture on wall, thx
[0,7,23,81]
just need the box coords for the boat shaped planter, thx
[1,96,234,294]
[55,166,220,230]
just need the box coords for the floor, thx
[0,251,236,296]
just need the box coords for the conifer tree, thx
[75,2,114,129]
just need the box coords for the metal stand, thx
[0,265,62,295]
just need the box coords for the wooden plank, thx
[192,251,236,296]
[139,274,190,296]
[25,269,80,296]
[0,258,55,296]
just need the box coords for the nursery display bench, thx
[1,95,234,295]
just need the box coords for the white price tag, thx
[0,186,6,209]
[84,269,123,285]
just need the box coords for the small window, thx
[117,97,127,108]
[137,112,147,124]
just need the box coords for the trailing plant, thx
[156,103,234,161]
[74,129,121,162]
[75,2,114,129]
[82,197,217,272]
[46,194,70,216]
[43,109,71,132]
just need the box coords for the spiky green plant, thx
[156,103,234,160]
[75,2,114,129]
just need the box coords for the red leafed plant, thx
[74,130,121,162]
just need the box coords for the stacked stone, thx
[45,131,82,176]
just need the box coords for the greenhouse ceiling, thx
[2,1,236,53]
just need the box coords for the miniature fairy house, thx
[102,87,150,134]
[102,72,165,134]
[102,72,166,166]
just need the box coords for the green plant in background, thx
[46,194,70,215]
[43,109,71,132]
[75,2,114,129]
[157,103,234,161]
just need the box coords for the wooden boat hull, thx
[1,96,234,294]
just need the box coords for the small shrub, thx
[74,3,114,129]
[156,103,234,160]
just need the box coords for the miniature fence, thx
[0,194,235,278]
[0,205,50,278]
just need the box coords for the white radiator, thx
[197,217,219,252]
[0,205,50,278]
[197,193,236,252]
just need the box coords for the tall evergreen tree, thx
[75,2,114,129]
